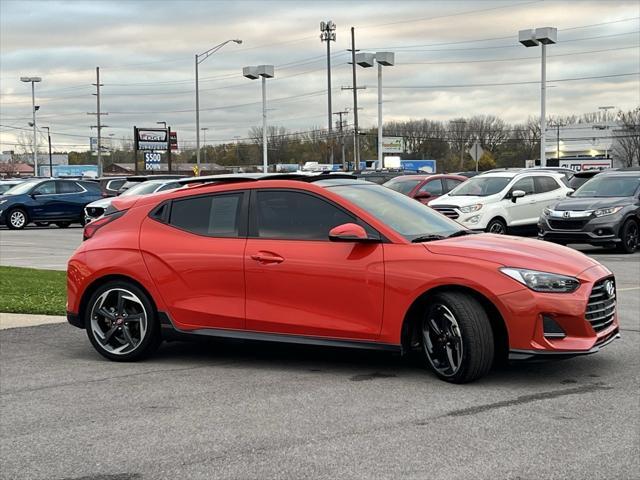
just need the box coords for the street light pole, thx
[195,39,242,174]
[20,76,41,174]
[519,27,557,167]
[243,65,274,173]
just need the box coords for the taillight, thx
[83,210,127,241]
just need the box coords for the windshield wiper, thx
[447,230,477,238]
[411,234,446,243]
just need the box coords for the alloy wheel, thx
[625,222,638,251]
[90,288,148,355]
[488,222,506,234]
[9,210,26,229]
[422,303,464,377]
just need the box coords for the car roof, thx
[596,170,640,177]
[478,170,564,179]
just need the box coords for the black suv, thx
[538,170,640,253]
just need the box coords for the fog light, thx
[466,215,480,224]
[543,314,566,338]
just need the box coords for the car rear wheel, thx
[35,222,49,227]
[617,219,638,254]
[6,208,28,230]
[55,221,71,228]
[486,218,507,235]
[420,291,494,383]
[85,281,161,361]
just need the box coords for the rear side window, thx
[57,181,84,193]
[255,190,354,240]
[169,193,243,237]
[535,176,560,193]
[106,179,126,191]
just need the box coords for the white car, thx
[84,179,182,224]
[428,171,573,234]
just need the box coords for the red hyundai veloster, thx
[67,174,619,383]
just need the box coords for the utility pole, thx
[320,21,336,164]
[201,127,209,164]
[550,121,566,162]
[334,110,348,169]
[88,67,108,175]
[349,27,360,171]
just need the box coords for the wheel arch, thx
[77,274,159,328]
[400,284,509,362]
[487,215,508,227]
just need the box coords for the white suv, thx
[428,171,573,234]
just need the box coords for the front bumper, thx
[498,264,620,357]
[538,213,623,245]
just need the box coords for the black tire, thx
[85,280,161,361]
[617,219,639,254]
[55,221,71,228]
[6,207,28,230]
[486,218,507,235]
[35,222,49,227]
[419,291,494,383]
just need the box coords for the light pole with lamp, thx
[519,27,557,167]
[243,65,274,173]
[355,52,395,169]
[20,76,42,173]
[195,39,242,173]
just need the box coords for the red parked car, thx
[67,174,619,383]
[383,174,467,204]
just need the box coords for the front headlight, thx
[0,199,7,205]
[594,206,623,217]
[500,267,580,293]
[543,207,551,216]
[459,203,482,214]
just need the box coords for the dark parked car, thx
[538,170,640,253]
[382,174,467,204]
[117,175,186,194]
[0,178,102,229]
[568,170,601,190]
[354,170,418,185]
[98,177,127,197]
[0,179,25,194]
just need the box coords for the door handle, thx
[251,253,284,264]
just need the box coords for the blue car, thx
[0,178,101,229]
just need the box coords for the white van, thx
[428,171,572,233]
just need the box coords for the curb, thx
[0,312,67,330]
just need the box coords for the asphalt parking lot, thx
[1,228,639,479]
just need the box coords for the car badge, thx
[604,280,615,298]
[563,211,570,218]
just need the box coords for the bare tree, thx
[613,107,640,167]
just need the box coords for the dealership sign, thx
[135,127,168,151]
[381,137,404,153]
[144,151,162,170]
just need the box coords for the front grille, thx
[585,278,616,332]
[86,207,105,218]
[548,219,589,230]
[433,206,459,219]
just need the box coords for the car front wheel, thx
[420,291,494,383]
[55,221,71,228]
[6,208,28,230]
[617,219,639,254]
[85,281,161,361]
[486,218,507,234]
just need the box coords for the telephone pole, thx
[88,67,108,175]
[333,110,348,169]
[550,120,566,161]
[349,27,360,171]
[320,21,336,164]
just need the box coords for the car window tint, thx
[511,177,535,195]
[169,193,242,237]
[418,179,443,195]
[535,176,560,193]
[58,181,84,194]
[106,179,126,191]
[384,178,422,194]
[33,181,56,195]
[256,190,354,240]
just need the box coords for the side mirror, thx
[414,192,432,200]
[329,223,373,242]
[511,190,526,202]
[566,189,574,197]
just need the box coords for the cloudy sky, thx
[1,0,638,152]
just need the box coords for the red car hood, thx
[424,233,599,277]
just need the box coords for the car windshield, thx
[330,183,464,241]
[573,175,640,198]
[448,176,511,196]
[120,182,163,196]
[383,178,422,195]
[2,180,40,195]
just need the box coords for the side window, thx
[58,181,84,194]
[418,179,443,195]
[107,179,126,191]
[444,179,463,192]
[169,193,243,237]
[256,190,354,240]
[535,176,560,193]
[32,181,56,195]
[157,182,180,192]
[511,177,535,195]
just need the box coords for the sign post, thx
[467,141,484,172]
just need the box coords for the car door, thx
[244,188,385,340]
[414,179,444,203]
[507,176,537,226]
[29,180,57,220]
[139,191,248,330]
[534,176,566,209]
[56,180,88,219]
